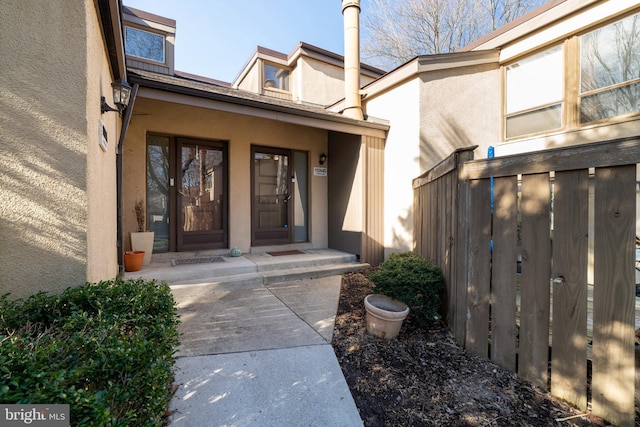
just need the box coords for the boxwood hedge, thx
[0,279,180,426]
[368,251,445,327]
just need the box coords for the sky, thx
[122,0,370,83]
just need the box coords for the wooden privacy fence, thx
[413,138,640,426]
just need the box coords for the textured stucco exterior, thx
[294,56,376,107]
[418,63,500,164]
[124,95,329,254]
[364,63,500,256]
[235,59,262,94]
[86,3,120,284]
[0,1,119,298]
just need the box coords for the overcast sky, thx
[123,0,370,83]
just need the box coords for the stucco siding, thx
[295,57,346,106]
[0,0,91,298]
[365,78,421,257]
[236,60,261,94]
[86,3,119,283]
[124,96,329,253]
[418,63,500,167]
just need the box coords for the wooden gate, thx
[413,137,639,426]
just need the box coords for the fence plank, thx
[518,173,551,389]
[491,176,518,371]
[551,169,589,411]
[453,177,469,346]
[591,165,636,427]
[443,171,455,324]
[466,178,492,358]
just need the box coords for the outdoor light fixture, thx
[319,153,327,165]
[101,78,133,115]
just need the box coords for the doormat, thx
[267,250,306,256]
[171,256,225,266]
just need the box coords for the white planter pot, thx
[364,294,410,339]
[131,231,154,265]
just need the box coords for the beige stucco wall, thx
[86,4,120,283]
[418,64,500,164]
[364,63,500,258]
[0,1,117,298]
[365,78,421,257]
[294,56,346,106]
[236,59,262,93]
[124,96,329,254]
[294,56,379,107]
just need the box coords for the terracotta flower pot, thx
[124,250,145,272]
[364,294,410,339]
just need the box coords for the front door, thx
[177,138,227,251]
[146,135,228,252]
[252,146,293,246]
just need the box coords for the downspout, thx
[116,83,138,279]
[342,0,363,120]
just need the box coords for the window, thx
[505,45,564,138]
[264,63,290,91]
[579,13,640,123]
[125,26,165,63]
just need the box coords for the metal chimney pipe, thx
[342,0,363,120]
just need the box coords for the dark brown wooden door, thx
[177,138,227,251]
[251,146,292,246]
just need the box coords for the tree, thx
[362,0,548,70]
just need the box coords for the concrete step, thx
[170,273,265,304]
[251,251,359,272]
[170,262,369,305]
[261,262,368,285]
[123,249,369,304]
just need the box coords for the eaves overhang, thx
[329,49,499,111]
[97,0,127,80]
[129,69,389,137]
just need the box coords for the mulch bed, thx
[331,271,614,426]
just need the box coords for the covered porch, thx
[121,70,387,272]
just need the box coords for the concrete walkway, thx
[168,276,363,426]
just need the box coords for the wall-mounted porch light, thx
[101,78,133,115]
[319,153,327,165]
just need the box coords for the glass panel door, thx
[293,151,308,242]
[252,147,292,246]
[147,135,170,251]
[177,139,227,251]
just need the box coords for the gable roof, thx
[232,42,386,88]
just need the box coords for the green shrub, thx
[0,279,180,426]
[368,252,445,326]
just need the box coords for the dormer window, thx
[264,63,290,92]
[125,26,165,63]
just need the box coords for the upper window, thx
[579,13,640,123]
[125,26,165,63]
[505,45,564,139]
[264,64,290,92]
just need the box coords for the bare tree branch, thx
[362,0,547,70]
